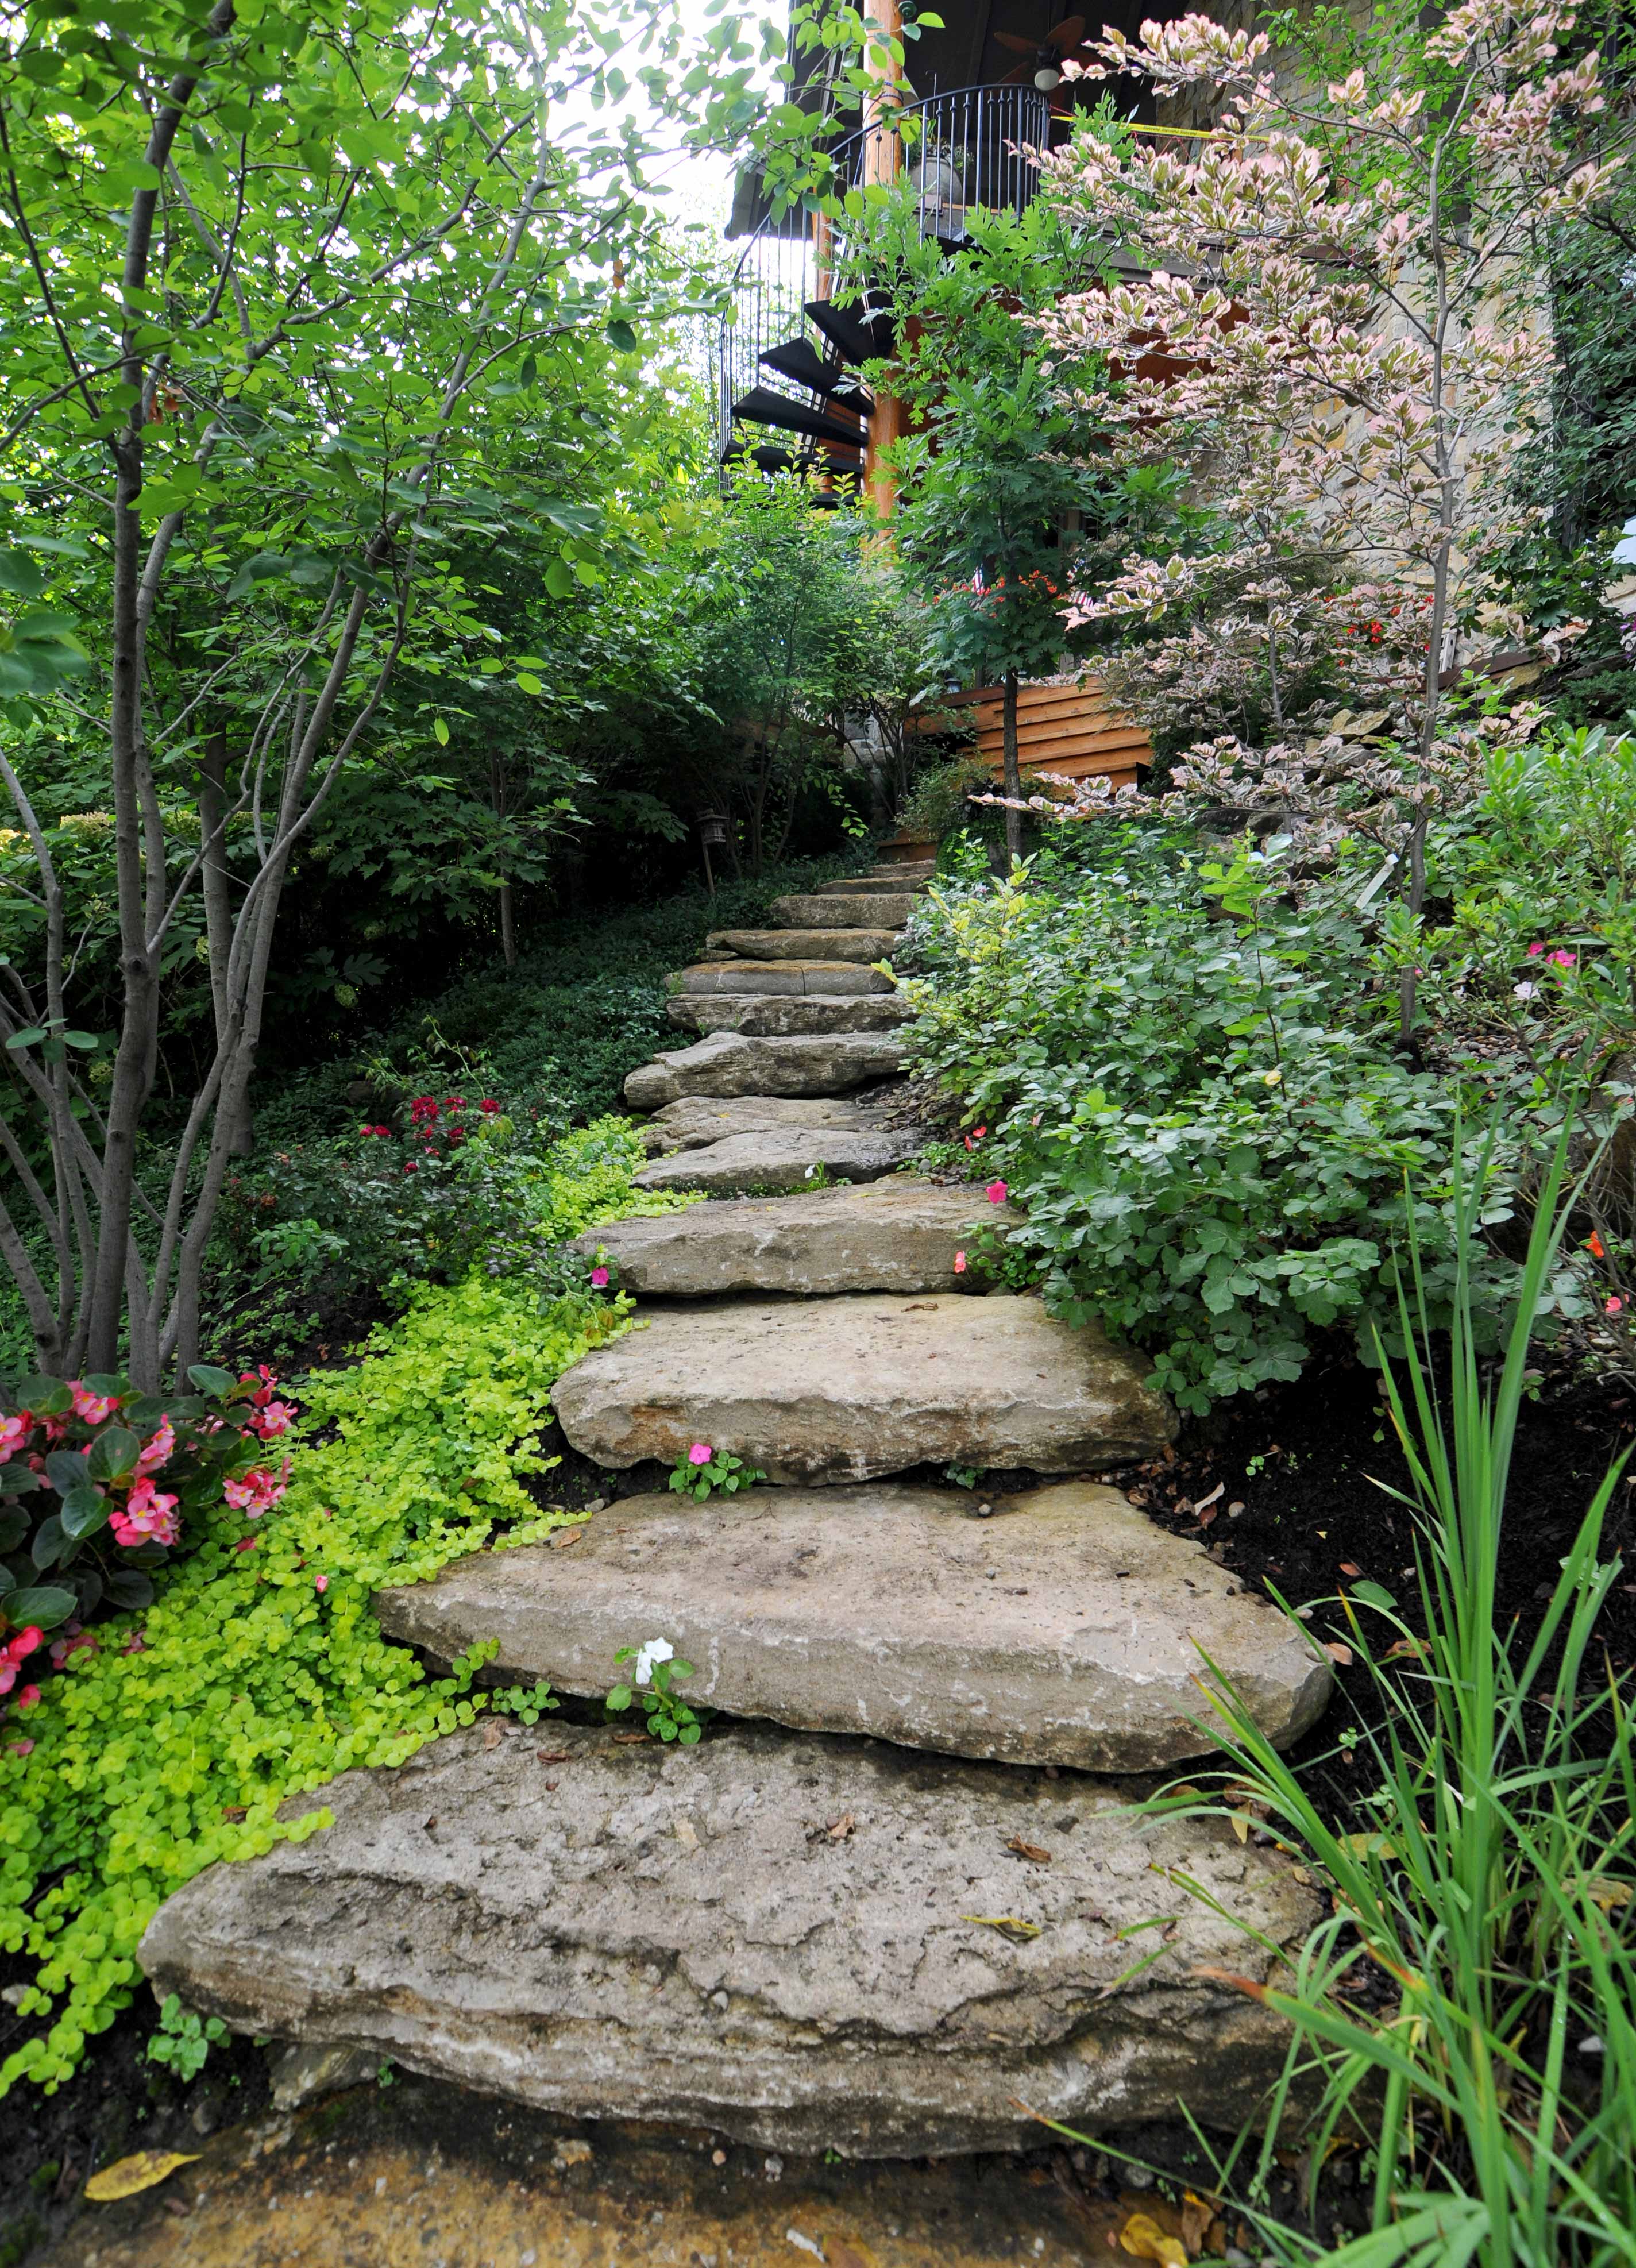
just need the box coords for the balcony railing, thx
[716,83,1053,487]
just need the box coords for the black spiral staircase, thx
[718,84,1051,504]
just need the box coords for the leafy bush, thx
[900,828,1575,1410]
[0,1270,627,2095]
[214,1115,693,1354]
[0,1367,295,1652]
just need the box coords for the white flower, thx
[1513,981,1539,1000]
[634,1637,674,1688]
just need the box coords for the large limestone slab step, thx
[640,1094,890,1157]
[624,1031,903,1112]
[667,992,911,1036]
[377,1482,1330,1769]
[768,893,916,930]
[633,1127,921,1195]
[672,959,894,998]
[554,1293,1176,1483]
[705,928,898,965]
[574,1179,1014,1296]
[140,1721,1318,2158]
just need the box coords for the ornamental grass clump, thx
[1172,1139,1636,2266]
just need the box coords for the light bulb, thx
[1033,63,1062,89]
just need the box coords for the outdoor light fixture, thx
[697,808,729,894]
[1033,62,1062,88]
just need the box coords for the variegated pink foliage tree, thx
[1018,0,1628,1036]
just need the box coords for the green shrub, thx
[0,1269,627,2096]
[900,829,1579,1411]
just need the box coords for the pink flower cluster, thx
[0,1625,41,1706]
[223,1461,291,1518]
[1525,941,1577,967]
[239,1365,295,1442]
[109,1475,180,1549]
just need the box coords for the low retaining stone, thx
[624,1031,904,1112]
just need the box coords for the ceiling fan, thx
[994,14,1099,97]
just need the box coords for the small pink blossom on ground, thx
[119,1631,148,1654]
[688,1442,713,1466]
[223,1460,291,1518]
[1550,950,1577,967]
[1607,1296,1625,1316]
[9,1740,34,1756]
[49,1627,96,1669]
[1526,941,1546,956]
[985,1181,1008,1204]
[234,1536,258,1553]
[954,1251,968,1274]
[314,1573,329,1594]
[15,1685,40,1709]
[590,1267,610,1289]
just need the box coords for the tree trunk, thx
[199,733,253,1154]
[490,753,518,967]
[1002,668,1024,863]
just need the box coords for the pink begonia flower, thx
[1607,1296,1625,1316]
[479,1098,501,1114]
[985,1181,1008,1204]
[110,1477,180,1549]
[688,1443,713,1466]
[590,1267,610,1289]
[0,1412,29,1460]
[223,1460,291,1518]
[9,1739,34,1756]
[248,1400,295,1441]
[234,1536,258,1552]
[120,1631,148,1653]
[314,1573,329,1594]
[1526,940,1546,957]
[68,1381,120,1425]
[1550,950,1577,967]
[49,1627,96,1669]
[954,1251,968,1274]
[136,1414,175,1478]
[16,1685,40,1709]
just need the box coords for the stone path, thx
[141,858,1329,2163]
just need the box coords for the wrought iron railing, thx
[716,82,1053,483]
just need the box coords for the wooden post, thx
[862,0,905,526]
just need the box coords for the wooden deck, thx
[970,677,1151,792]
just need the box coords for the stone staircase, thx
[140,859,1329,2165]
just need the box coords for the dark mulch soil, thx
[0,1982,271,2267]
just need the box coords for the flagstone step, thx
[672,959,895,998]
[553,1292,1176,1484]
[574,1180,1012,1297]
[377,1481,1330,1771]
[632,1126,921,1195]
[639,1094,895,1157]
[667,991,912,1036]
[705,928,899,965]
[624,1031,904,1113]
[140,1721,1318,2158]
[767,893,916,931]
[817,867,935,894]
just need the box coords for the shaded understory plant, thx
[1164,1137,1636,2265]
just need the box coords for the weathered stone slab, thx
[633,1128,920,1195]
[817,868,935,896]
[704,928,899,965]
[667,992,912,1036]
[640,1094,889,1156]
[624,1031,903,1112]
[554,1293,1176,1483]
[140,1722,1318,2157]
[671,959,894,998]
[768,893,916,931]
[377,1482,1330,1769]
[573,1181,1013,1296]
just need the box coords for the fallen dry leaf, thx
[1384,1637,1425,1660]
[481,1721,504,1749]
[827,1812,857,1841]
[1006,1837,1052,1864]
[963,1914,1041,1943]
[1323,1642,1355,1666]
[550,1525,586,1550]
[1191,1481,1225,1517]
[86,2153,200,2203]
[825,2239,881,2268]
[611,1730,649,1745]
[536,1749,570,1764]
[1117,2209,1189,2265]
[1338,1561,1362,1578]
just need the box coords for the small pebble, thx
[712,2149,728,2166]
[765,2154,784,2180]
